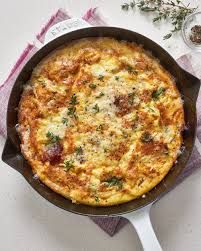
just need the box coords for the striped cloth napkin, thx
[0,8,201,236]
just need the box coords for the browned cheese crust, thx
[18,38,184,206]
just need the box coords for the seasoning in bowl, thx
[190,25,201,44]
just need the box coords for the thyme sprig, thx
[121,0,197,39]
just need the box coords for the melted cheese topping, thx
[18,38,184,206]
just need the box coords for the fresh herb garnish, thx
[96,92,105,98]
[152,87,166,100]
[115,76,120,81]
[93,104,100,113]
[126,65,138,74]
[104,148,108,153]
[82,80,89,84]
[75,146,83,155]
[46,131,60,143]
[148,107,155,113]
[67,106,77,119]
[141,132,153,143]
[122,1,135,10]
[95,196,100,202]
[121,0,197,40]
[128,92,135,105]
[37,79,46,86]
[70,94,79,105]
[98,75,104,81]
[89,83,97,89]
[62,117,68,126]
[104,177,123,189]
[63,160,74,171]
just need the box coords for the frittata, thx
[18,38,184,206]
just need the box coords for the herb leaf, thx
[121,3,130,10]
[152,87,166,100]
[93,104,100,113]
[95,196,100,202]
[70,94,79,105]
[46,131,60,143]
[89,83,97,89]
[126,65,138,74]
[62,117,68,125]
[63,160,74,171]
[96,92,105,98]
[128,92,135,105]
[163,33,172,40]
[98,75,104,81]
[67,106,77,119]
[104,177,123,189]
[75,146,83,155]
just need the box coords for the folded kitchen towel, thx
[0,8,201,237]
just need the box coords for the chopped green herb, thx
[141,132,153,143]
[63,160,74,171]
[137,177,145,187]
[93,104,100,113]
[96,92,105,98]
[37,79,46,86]
[128,92,135,105]
[98,75,104,81]
[46,131,60,143]
[104,148,108,153]
[126,65,138,74]
[115,76,120,81]
[148,107,155,113]
[152,87,166,100]
[89,83,97,89]
[70,94,79,105]
[62,117,68,125]
[75,146,83,155]
[82,80,89,84]
[95,196,100,202]
[105,177,123,189]
[67,106,77,119]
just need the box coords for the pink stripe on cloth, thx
[0,44,38,136]
[0,44,35,90]
[36,8,71,43]
[0,8,201,237]
[82,8,107,26]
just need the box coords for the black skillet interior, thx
[2,27,200,216]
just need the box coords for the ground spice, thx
[190,25,201,44]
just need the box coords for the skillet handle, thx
[2,137,25,174]
[123,204,162,251]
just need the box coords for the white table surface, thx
[0,0,201,250]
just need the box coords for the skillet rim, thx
[2,26,199,216]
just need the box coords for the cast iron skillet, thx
[1,27,200,248]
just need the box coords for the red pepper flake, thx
[190,25,201,44]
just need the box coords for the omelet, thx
[18,38,184,206]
